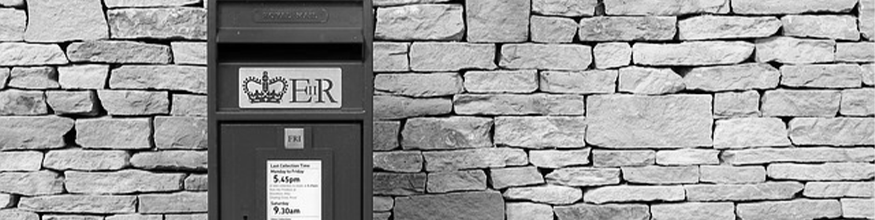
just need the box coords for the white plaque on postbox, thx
[239,67,342,108]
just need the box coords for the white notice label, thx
[239,68,342,109]
[267,160,322,220]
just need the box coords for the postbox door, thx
[219,123,362,220]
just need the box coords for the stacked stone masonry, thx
[0,0,208,219]
[373,0,875,220]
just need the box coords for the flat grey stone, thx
[66,41,172,64]
[426,170,486,193]
[454,94,584,115]
[861,0,875,41]
[24,0,108,42]
[836,42,875,62]
[781,15,859,40]
[842,198,875,219]
[0,151,42,171]
[578,17,676,41]
[43,149,129,171]
[840,88,875,116]
[804,182,874,198]
[655,149,719,165]
[374,121,400,151]
[713,91,760,118]
[184,174,207,191]
[532,0,596,16]
[0,170,64,196]
[0,116,72,150]
[171,94,207,116]
[546,167,620,187]
[755,37,835,64]
[401,117,492,150]
[732,0,856,14]
[46,91,98,115]
[593,43,631,69]
[684,63,780,91]
[651,202,735,220]
[489,166,544,189]
[375,73,463,97]
[736,199,841,220]
[713,118,791,149]
[19,195,136,214]
[373,151,422,173]
[98,90,169,116]
[373,0,449,6]
[464,70,538,94]
[500,44,592,70]
[104,0,201,8]
[375,4,464,41]
[0,9,25,41]
[767,163,875,181]
[506,202,552,220]
[722,147,875,165]
[540,70,617,94]
[130,151,207,171]
[393,191,503,220]
[583,185,684,204]
[422,148,527,171]
[373,96,451,120]
[789,117,874,146]
[529,148,590,168]
[592,150,655,167]
[8,67,59,89]
[679,15,781,40]
[586,95,712,148]
[409,42,496,71]
[154,116,207,150]
[170,42,206,65]
[700,166,766,184]
[374,42,409,72]
[466,0,529,42]
[76,118,151,149]
[110,65,206,94]
[108,8,207,40]
[618,66,684,95]
[503,185,582,205]
[604,0,729,15]
[494,116,586,149]
[530,16,577,43]
[65,170,184,194]
[780,64,863,88]
[0,89,47,116]
[138,192,207,213]
[621,166,699,184]
[685,182,803,201]
[374,196,393,211]
[0,43,68,66]
[554,204,650,220]
[58,65,108,89]
[761,89,840,117]
[633,41,754,66]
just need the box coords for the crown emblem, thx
[242,71,288,103]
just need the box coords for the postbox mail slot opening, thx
[217,43,363,62]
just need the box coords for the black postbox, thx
[207,0,373,219]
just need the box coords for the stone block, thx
[554,204,650,220]
[804,182,874,198]
[530,16,577,43]
[24,0,108,42]
[578,17,676,42]
[499,44,592,70]
[789,118,874,146]
[592,150,655,167]
[409,42,496,71]
[426,170,487,193]
[736,199,841,220]
[0,9,25,41]
[373,0,449,6]
[593,43,631,69]
[110,65,206,94]
[655,149,719,165]
[374,172,426,194]
[374,196,393,211]
[373,42,409,72]
[0,116,73,150]
[43,149,129,171]
[540,70,617,94]
[755,37,835,64]
[66,41,172,64]
[466,0,529,42]
[0,210,38,220]
[171,94,207,116]
[861,0,875,41]
[170,42,206,65]
[0,43,68,66]
[761,90,840,117]
[650,203,735,220]
[699,166,766,184]
[374,73,463,97]
[422,148,527,171]
[464,70,538,93]
[836,42,875,62]
[841,198,875,219]
[713,118,791,149]
[46,91,98,115]
[503,185,582,205]
[108,8,207,40]
[0,151,42,171]
[586,95,712,148]
[713,91,760,118]
[184,174,207,191]
[732,0,856,14]
[723,147,875,165]
[782,15,859,40]
[840,88,875,116]
[153,116,207,150]
[104,0,200,8]
[618,66,684,95]
[529,148,590,168]
[0,89,47,116]
[780,64,863,88]
[506,202,552,220]
[546,167,620,187]
[0,171,64,196]
[138,192,207,213]
[76,118,151,149]
[583,185,684,204]
[373,96,451,119]
[678,15,780,40]
[489,166,544,189]
[401,117,492,150]
[373,151,422,172]
[8,66,59,89]
[495,116,586,149]
[105,214,163,220]
[375,4,463,41]
[621,166,698,184]
[130,151,207,171]
[65,170,184,194]
[685,182,803,201]
[393,191,503,220]
[767,163,875,181]
[374,121,400,151]
[58,65,109,89]
[454,94,584,115]
[604,0,729,15]
[633,41,753,66]
[684,63,780,91]
[19,195,136,214]
[532,0,596,16]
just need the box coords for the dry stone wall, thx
[373,0,875,220]
[0,0,207,219]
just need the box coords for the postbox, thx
[207,0,373,219]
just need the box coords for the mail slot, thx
[208,0,373,219]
